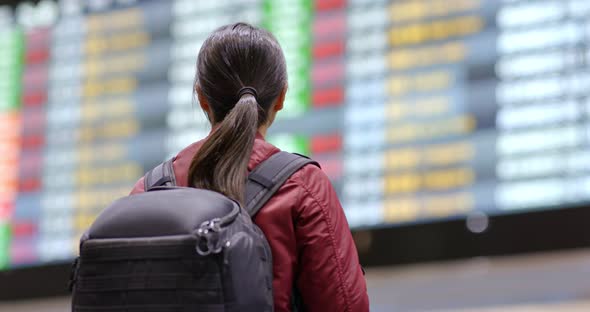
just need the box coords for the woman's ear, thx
[273,87,286,112]
[265,87,287,128]
[196,86,213,121]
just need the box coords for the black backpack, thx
[70,151,318,312]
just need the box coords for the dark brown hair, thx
[187,23,287,205]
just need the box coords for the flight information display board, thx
[1,0,588,269]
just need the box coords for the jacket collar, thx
[172,130,280,187]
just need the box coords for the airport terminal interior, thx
[2,0,590,311]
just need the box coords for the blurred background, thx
[2,0,590,311]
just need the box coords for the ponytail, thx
[186,22,287,204]
[187,94,259,205]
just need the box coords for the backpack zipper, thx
[195,204,240,256]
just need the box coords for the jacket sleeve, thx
[129,176,146,195]
[293,165,370,312]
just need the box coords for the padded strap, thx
[144,158,176,191]
[245,152,319,217]
[143,152,319,218]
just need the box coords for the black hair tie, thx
[237,86,258,100]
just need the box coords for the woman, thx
[130,23,369,312]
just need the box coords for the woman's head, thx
[188,22,287,204]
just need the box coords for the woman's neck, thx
[257,125,268,138]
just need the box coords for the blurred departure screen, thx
[1,0,588,269]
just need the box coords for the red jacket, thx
[130,133,369,312]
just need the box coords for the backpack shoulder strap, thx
[245,151,320,217]
[144,158,177,191]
